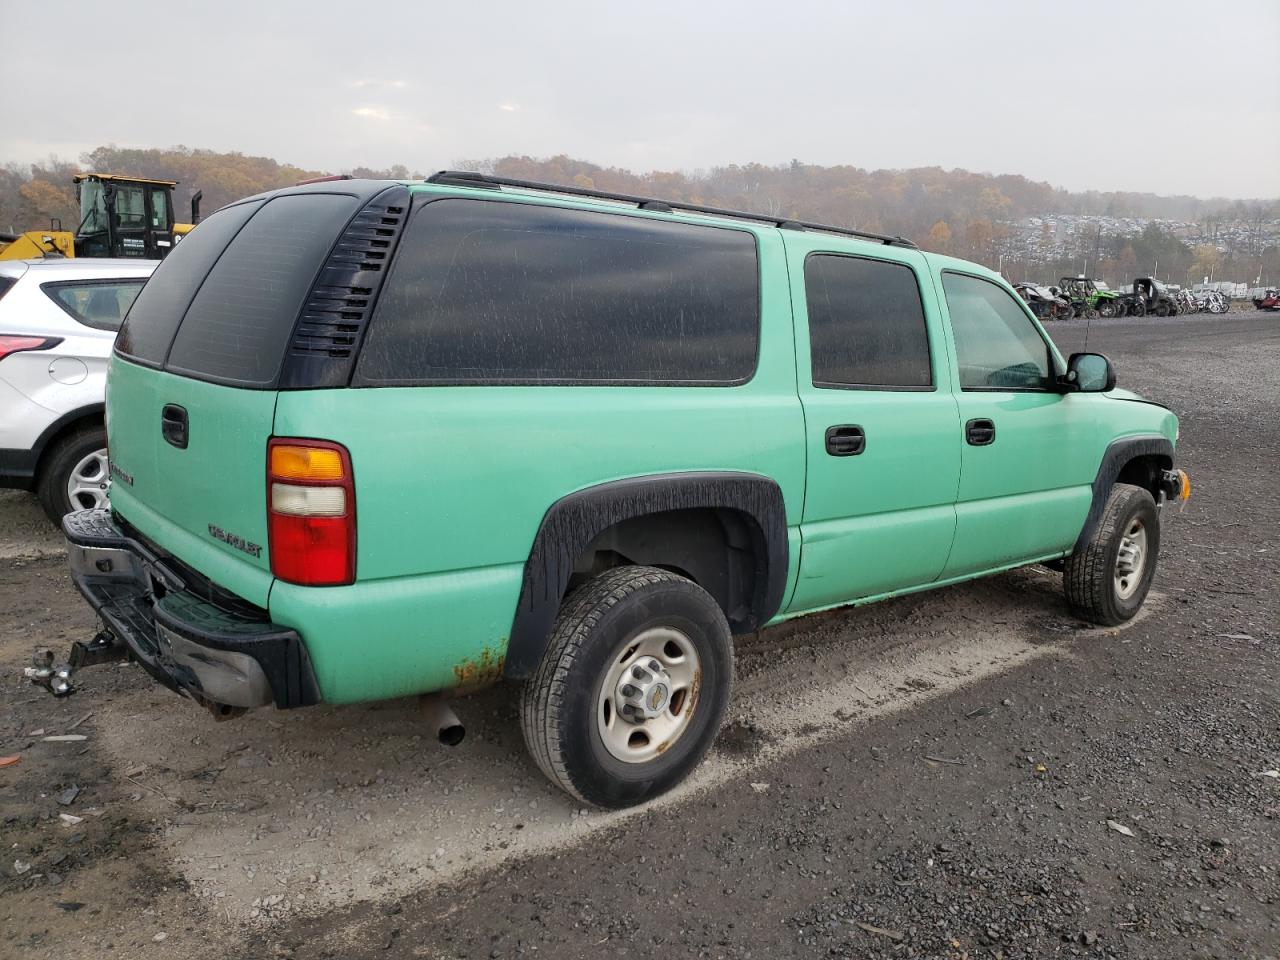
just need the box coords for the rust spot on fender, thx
[452,644,506,693]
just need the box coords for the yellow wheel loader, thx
[0,174,201,261]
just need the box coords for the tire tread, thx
[519,566,723,802]
[1064,482,1156,625]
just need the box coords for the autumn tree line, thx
[3,146,1277,286]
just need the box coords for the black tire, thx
[1098,300,1119,319]
[520,565,734,809]
[35,424,108,525]
[1064,483,1160,626]
[1131,301,1146,317]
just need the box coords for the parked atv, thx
[1059,276,1122,319]
[1254,288,1280,311]
[1121,278,1180,318]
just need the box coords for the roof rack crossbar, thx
[425,171,917,249]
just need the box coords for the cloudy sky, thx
[2,0,1277,199]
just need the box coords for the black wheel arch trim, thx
[25,405,107,479]
[1075,434,1174,553]
[505,471,789,679]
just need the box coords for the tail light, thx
[267,439,355,586]
[0,335,62,362]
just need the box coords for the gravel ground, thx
[0,490,62,561]
[0,312,1276,959]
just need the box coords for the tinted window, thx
[165,194,360,386]
[150,188,168,229]
[942,273,1054,390]
[0,277,14,301]
[356,199,759,384]
[115,185,146,228]
[44,280,146,332]
[115,200,263,365]
[805,254,931,388]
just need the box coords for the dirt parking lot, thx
[2,313,1277,959]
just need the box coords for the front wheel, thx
[1098,301,1119,318]
[1064,483,1160,626]
[520,566,734,809]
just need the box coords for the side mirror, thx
[1065,352,1116,393]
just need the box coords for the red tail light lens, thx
[0,335,62,362]
[267,438,355,586]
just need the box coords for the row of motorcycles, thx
[1014,276,1231,321]
[1175,288,1231,315]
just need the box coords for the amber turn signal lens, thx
[269,444,345,481]
[1178,470,1191,502]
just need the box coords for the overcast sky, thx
[2,0,1277,199]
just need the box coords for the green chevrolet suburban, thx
[37,172,1190,808]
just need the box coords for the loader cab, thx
[74,174,178,259]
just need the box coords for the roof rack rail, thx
[425,171,917,249]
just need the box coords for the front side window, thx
[355,198,760,385]
[804,253,932,389]
[44,280,146,331]
[942,272,1054,390]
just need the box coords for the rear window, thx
[165,194,359,385]
[355,198,760,385]
[115,200,264,365]
[43,279,146,332]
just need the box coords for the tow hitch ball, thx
[25,630,127,697]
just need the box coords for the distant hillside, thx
[3,147,1277,285]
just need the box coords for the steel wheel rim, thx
[1114,519,1148,600]
[66,448,110,511]
[596,626,701,764]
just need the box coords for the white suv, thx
[0,258,156,522]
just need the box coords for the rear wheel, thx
[1064,483,1160,626]
[36,425,109,525]
[520,565,734,808]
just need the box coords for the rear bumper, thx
[63,509,320,709]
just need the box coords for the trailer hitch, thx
[24,629,128,697]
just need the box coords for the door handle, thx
[161,404,189,449]
[825,424,866,457]
[965,418,995,446]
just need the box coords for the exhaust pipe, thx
[419,693,465,746]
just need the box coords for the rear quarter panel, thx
[269,226,806,703]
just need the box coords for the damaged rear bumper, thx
[52,509,319,711]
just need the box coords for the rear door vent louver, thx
[279,185,410,389]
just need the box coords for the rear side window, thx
[43,280,146,332]
[0,277,15,301]
[166,194,359,385]
[804,254,932,389]
[355,198,760,385]
[116,200,264,365]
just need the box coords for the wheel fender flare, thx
[505,472,789,679]
[1075,435,1174,553]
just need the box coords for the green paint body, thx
[103,184,1178,705]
